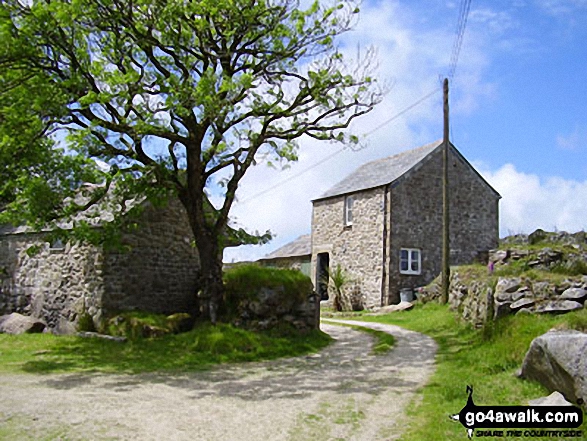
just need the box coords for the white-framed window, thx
[400,248,421,275]
[344,195,354,226]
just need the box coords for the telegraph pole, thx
[441,78,450,304]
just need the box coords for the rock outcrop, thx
[521,330,587,407]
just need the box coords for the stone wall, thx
[0,198,200,332]
[388,146,499,304]
[0,235,104,332]
[421,272,587,328]
[311,187,386,308]
[102,200,199,317]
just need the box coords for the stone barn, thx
[0,198,200,333]
[310,140,501,308]
[257,234,311,277]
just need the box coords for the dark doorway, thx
[316,252,330,300]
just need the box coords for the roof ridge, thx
[314,140,442,201]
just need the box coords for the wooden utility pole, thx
[441,78,450,304]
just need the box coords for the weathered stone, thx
[528,391,573,407]
[511,288,531,302]
[490,250,509,263]
[495,278,522,298]
[375,301,414,314]
[536,300,583,314]
[77,331,127,343]
[510,298,535,311]
[560,288,587,303]
[532,281,555,299]
[521,330,587,406]
[0,199,200,331]
[0,313,46,334]
[528,228,547,245]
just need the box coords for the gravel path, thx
[0,320,437,441]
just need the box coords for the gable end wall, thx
[388,146,499,303]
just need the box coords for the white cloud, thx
[469,8,519,35]
[536,0,587,16]
[479,163,587,236]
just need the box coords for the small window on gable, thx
[49,238,65,252]
[400,248,421,275]
[344,195,354,226]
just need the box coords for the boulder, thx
[528,228,547,245]
[528,391,573,407]
[560,288,587,303]
[521,330,587,406]
[0,313,46,335]
[495,278,522,300]
[535,300,583,314]
[510,298,535,311]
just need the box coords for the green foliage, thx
[550,259,587,276]
[223,264,313,305]
[100,311,192,340]
[0,0,381,248]
[76,312,96,333]
[1,0,382,315]
[356,303,587,441]
[0,322,332,374]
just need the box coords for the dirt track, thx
[0,321,437,441]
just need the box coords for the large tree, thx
[0,0,382,321]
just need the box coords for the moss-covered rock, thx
[223,264,318,331]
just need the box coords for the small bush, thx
[76,312,96,333]
[223,264,313,317]
[101,311,192,339]
[550,259,587,276]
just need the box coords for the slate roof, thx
[314,140,442,201]
[260,234,311,259]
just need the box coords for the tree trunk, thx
[194,229,224,324]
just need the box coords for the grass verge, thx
[343,303,587,441]
[0,323,332,375]
[322,320,395,354]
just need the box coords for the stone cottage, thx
[311,140,501,308]
[0,198,200,333]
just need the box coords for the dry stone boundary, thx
[0,321,436,441]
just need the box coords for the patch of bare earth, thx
[0,321,436,441]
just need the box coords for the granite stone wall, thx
[311,187,386,308]
[0,236,104,332]
[0,198,200,332]
[388,146,499,304]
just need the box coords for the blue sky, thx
[223,0,587,262]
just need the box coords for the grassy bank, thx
[350,303,587,441]
[0,323,332,374]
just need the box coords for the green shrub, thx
[76,312,96,333]
[550,259,587,276]
[101,311,192,339]
[223,264,313,316]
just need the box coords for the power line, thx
[238,1,473,206]
[448,0,473,80]
[239,86,441,205]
